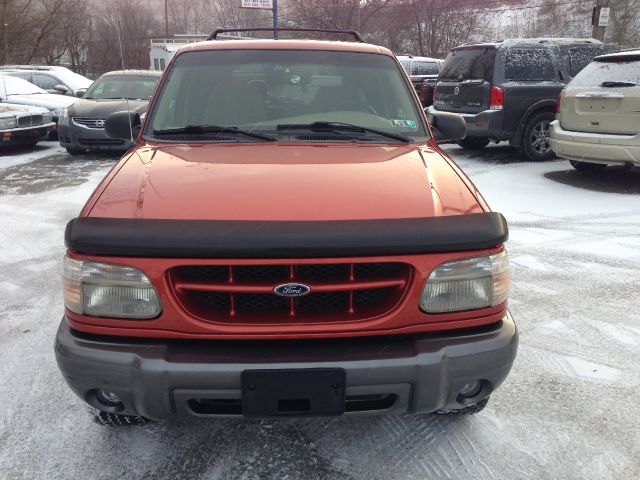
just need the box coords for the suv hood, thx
[70,98,148,118]
[88,143,483,221]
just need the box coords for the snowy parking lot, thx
[1,141,639,479]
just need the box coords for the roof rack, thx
[206,28,365,43]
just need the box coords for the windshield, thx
[147,49,427,142]
[439,48,496,82]
[0,75,47,95]
[570,59,640,87]
[84,75,158,100]
[55,70,93,89]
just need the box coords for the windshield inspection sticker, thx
[391,119,417,129]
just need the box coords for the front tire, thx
[521,111,555,161]
[570,160,607,172]
[65,147,85,156]
[457,136,490,150]
[93,411,150,427]
[435,397,489,416]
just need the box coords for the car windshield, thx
[84,75,158,100]
[570,58,640,87]
[147,49,428,142]
[0,75,47,95]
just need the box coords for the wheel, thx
[92,411,150,427]
[521,111,555,161]
[65,147,85,155]
[434,396,489,416]
[570,160,607,172]
[456,136,490,150]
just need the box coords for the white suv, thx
[549,50,640,172]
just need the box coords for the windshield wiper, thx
[153,124,276,141]
[276,121,411,143]
[600,81,636,88]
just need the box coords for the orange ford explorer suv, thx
[56,29,517,423]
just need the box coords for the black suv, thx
[397,55,442,106]
[428,38,617,161]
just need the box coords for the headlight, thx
[52,108,64,117]
[0,116,17,129]
[54,109,65,124]
[419,251,508,313]
[62,255,162,319]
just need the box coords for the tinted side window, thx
[33,73,60,90]
[504,48,555,81]
[8,72,31,82]
[560,47,600,77]
[414,62,440,75]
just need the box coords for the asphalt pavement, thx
[0,141,638,480]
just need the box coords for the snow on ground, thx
[0,141,639,479]
[0,140,65,169]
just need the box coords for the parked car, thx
[58,70,161,154]
[0,74,76,139]
[428,38,617,161]
[1,65,92,97]
[550,49,640,172]
[56,30,517,424]
[397,55,442,106]
[0,103,54,147]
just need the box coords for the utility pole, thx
[2,0,7,65]
[164,0,169,37]
[591,0,610,41]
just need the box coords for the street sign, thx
[241,0,273,9]
[598,7,610,27]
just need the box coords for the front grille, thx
[77,138,125,146]
[170,262,410,324]
[72,117,106,129]
[17,115,43,127]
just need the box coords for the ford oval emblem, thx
[274,283,311,297]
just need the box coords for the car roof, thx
[595,49,640,62]
[100,70,162,77]
[396,55,441,63]
[456,38,604,50]
[177,39,393,57]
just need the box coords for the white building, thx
[149,35,207,71]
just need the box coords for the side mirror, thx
[74,88,87,98]
[105,111,141,141]
[427,110,467,143]
[53,84,69,94]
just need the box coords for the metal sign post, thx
[273,0,278,40]
[240,0,278,39]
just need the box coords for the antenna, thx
[114,1,133,142]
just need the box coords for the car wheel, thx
[521,111,555,161]
[434,396,489,416]
[456,136,490,150]
[569,160,607,172]
[65,147,85,156]
[93,411,151,427]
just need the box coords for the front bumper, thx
[0,122,54,145]
[55,313,518,419]
[427,106,506,139]
[58,122,132,151]
[549,120,640,165]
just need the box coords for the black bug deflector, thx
[64,212,508,258]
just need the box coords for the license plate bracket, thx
[241,368,345,417]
